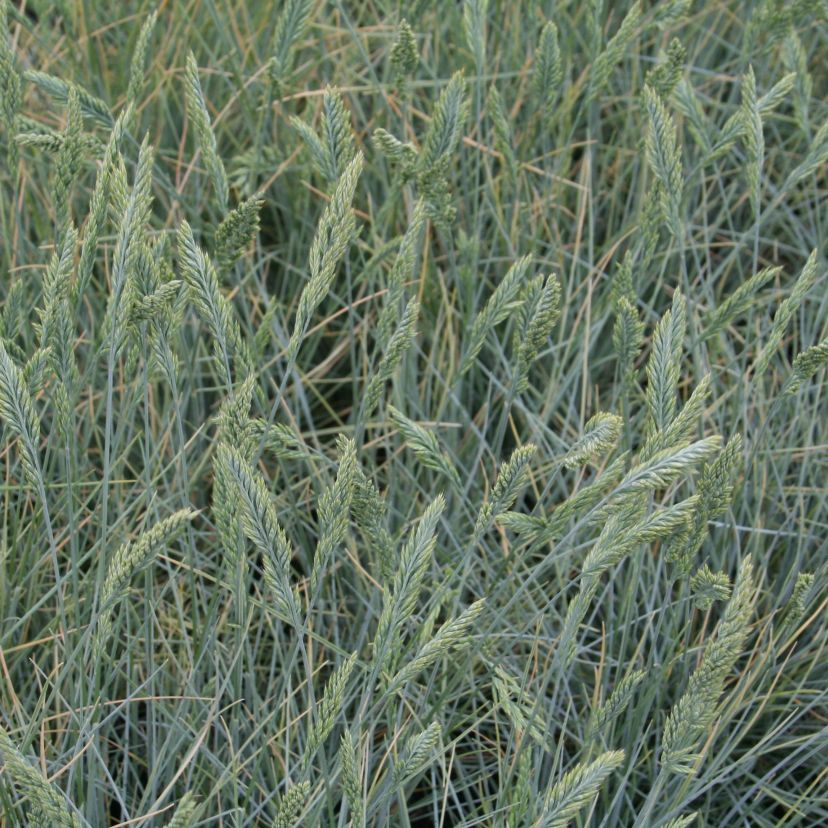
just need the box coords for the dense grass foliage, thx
[0,1,826,825]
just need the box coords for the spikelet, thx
[25,70,112,127]
[124,233,163,346]
[460,255,531,376]
[1,0,21,173]
[0,340,44,492]
[165,791,200,828]
[757,70,798,117]
[698,435,743,519]
[613,296,645,393]
[211,377,257,585]
[53,87,83,237]
[177,220,245,387]
[420,72,466,170]
[339,731,364,825]
[661,815,697,828]
[624,495,700,548]
[292,86,355,184]
[501,452,629,546]
[493,665,550,748]
[304,652,357,763]
[406,72,468,223]
[390,19,418,89]
[376,200,426,347]
[364,297,420,418]
[1,278,24,342]
[372,127,418,166]
[373,495,444,674]
[588,669,647,740]
[559,525,633,667]
[95,509,197,655]
[215,374,257,451]
[563,413,622,470]
[645,289,686,441]
[76,107,130,302]
[130,280,182,324]
[417,161,456,227]
[310,436,358,593]
[783,33,811,131]
[512,273,561,393]
[619,437,722,496]
[288,152,362,361]
[215,444,302,625]
[638,182,663,271]
[666,434,742,570]
[752,0,828,46]
[643,85,683,238]
[287,107,325,174]
[414,586,458,651]
[22,347,52,398]
[215,193,263,271]
[496,514,547,546]
[785,338,828,394]
[610,251,635,305]
[740,67,764,219]
[388,598,485,690]
[587,2,642,102]
[784,118,828,191]
[416,71,467,226]
[269,0,314,89]
[36,226,77,349]
[486,85,517,178]
[103,138,154,355]
[645,374,711,462]
[393,721,441,785]
[0,725,82,827]
[39,234,79,437]
[184,52,228,212]
[14,107,102,151]
[273,781,310,828]
[541,750,625,828]
[691,564,732,610]
[251,295,281,358]
[249,419,311,461]
[709,105,746,163]
[583,497,699,577]
[474,445,536,540]
[653,0,692,29]
[387,405,459,486]
[534,21,562,126]
[674,79,714,156]
[754,249,819,375]
[506,750,533,827]
[704,266,779,339]
[147,298,183,391]
[462,0,487,70]
[661,556,756,774]
[15,129,101,155]
[351,466,395,581]
[127,10,157,110]
[781,571,816,633]
[645,38,686,99]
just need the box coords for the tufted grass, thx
[0,1,826,825]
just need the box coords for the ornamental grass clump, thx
[0,1,825,825]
